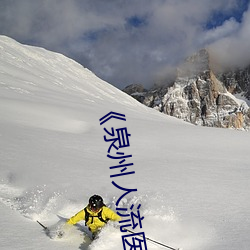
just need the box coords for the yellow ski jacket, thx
[67,206,121,233]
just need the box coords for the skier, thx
[66,194,121,239]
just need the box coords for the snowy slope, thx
[0,36,250,250]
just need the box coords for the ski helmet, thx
[89,195,104,211]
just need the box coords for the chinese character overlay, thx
[122,232,148,250]
[99,112,147,250]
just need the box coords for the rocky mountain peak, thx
[123,49,250,130]
[177,49,210,78]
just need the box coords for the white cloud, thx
[209,5,250,68]
[200,18,240,45]
[0,0,249,88]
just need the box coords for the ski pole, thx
[125,228,181,250]
[37,220,48,230]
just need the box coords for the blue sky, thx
[205,0,249,28]
[0,0,249,89]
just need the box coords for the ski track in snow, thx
[0,99,91,134]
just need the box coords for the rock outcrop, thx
[123,49,250,130]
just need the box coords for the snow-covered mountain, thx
[217,65,250,100]
[0,36,250,250]
[124,49,250,130]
